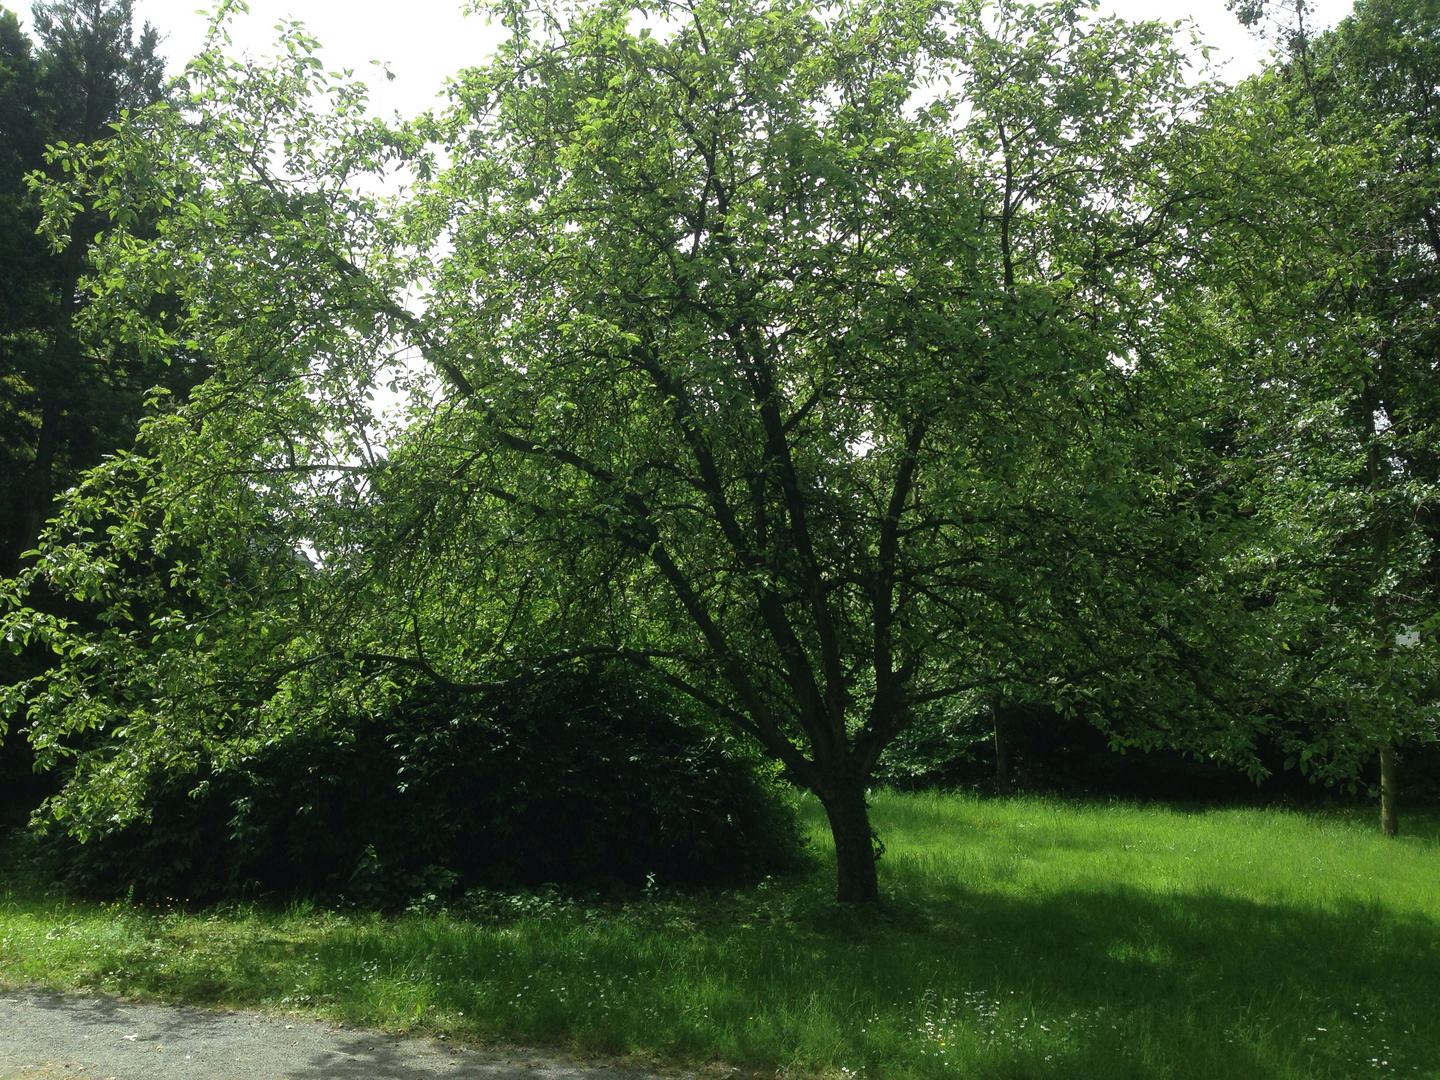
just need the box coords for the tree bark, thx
[17,397,61,569]
[14,228,85,572]
[1380,742,1399,838]
[1362,377,1399,840]
[993,699,1009,797]
[821,782,879,904]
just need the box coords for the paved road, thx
[0,991,658,1080]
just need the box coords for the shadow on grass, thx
[273,872,1440,1080]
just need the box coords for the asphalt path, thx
[0,991,660,1080]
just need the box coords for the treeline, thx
[0,0,1436,905]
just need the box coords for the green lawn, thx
[2,792,1438,1079]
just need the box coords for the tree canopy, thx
[3,0,1437,901]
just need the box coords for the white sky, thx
[17,0,1359,121]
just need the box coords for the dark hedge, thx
[35,668,808,905]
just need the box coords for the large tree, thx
[2,0,1242,901]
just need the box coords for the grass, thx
[2,791,1439,1079]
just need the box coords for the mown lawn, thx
[2,791,1437,1079]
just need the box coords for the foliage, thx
[0,0,1265,903]
[29,666,806,904]
[5,0,1436,906]
[0,16,424,828]
[0,0,175,574]
[1187,0,1440,789]
[875,696,1440,802]
[4,791,1440,1078]
[0,0,187,826]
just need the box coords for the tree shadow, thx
[853,875,1439,1078]
[290,871,1440,1079]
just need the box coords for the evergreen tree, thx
[0,0,175,823]
[0,0,170,574]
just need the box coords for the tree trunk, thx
[1380,741,1399,838]
[992,699,1009,797]
[14,233,84,572]
[17,397,61,569]
[821,782,879,904]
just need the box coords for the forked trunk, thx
[1380,742,1399,838]
[821,782,880,904]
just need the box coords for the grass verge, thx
[2,791,1438,1079]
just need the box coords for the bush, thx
[38,667,808,904]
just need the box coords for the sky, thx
[16,0,1360,122]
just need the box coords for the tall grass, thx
[3,792,1438,1079]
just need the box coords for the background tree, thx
[1195,0,1440,834]
[0,9,48,573]
[0,0,185,825]
[0,0,173,575]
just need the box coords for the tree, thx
[1196,0,1440,834]
[0,10,48,568]
[0,0,170,575]
[0,0,181,823]
[3,0,1237,902]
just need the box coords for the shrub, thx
[38,667,807,904]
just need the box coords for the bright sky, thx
[17,0,1359,121]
